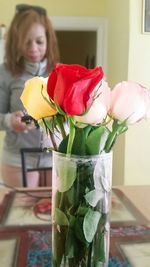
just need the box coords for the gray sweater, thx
[0,60,53,168]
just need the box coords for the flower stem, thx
[56,115,67,139]
[104,131,117,153]
[67,117,75,155]
[104,120,128,152]
[48,130,58,151]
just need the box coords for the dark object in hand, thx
[21,115,39,128]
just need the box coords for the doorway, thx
[56,30,96,68]
[51,16,107,72]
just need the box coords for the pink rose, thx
[76,79,111,125]
[47,63,104,116]
[109,81,150,124]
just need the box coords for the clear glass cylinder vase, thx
[52,151,112,267]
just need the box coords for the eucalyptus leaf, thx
[84,189,104,207]
[83,209,101,243]
[54,208,69,225]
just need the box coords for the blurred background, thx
[0,0,150,186]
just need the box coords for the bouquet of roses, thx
[21,63,150,156]
[21,64,150,267]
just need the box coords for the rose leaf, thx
[83,208,101,242]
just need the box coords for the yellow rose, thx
[20,77,57,120]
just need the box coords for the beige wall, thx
[0,0,106,26]
[125,0,150,185]
[0,0,150,185]
[105,0,150,185]
[103,0,130,185]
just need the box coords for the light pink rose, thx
[75,79,111,125]
[109,81,150,125]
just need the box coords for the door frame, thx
[51,16,108,73]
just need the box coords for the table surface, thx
[0,185,149,267]
[113,185,150,223]
[1,185,149,222]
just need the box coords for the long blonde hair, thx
[5,8,60,75]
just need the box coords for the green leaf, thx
[76,205,89,216]
[58,127,87,155]
[83,125,93,139]
[96,232,105,262]
[53,225,67,266]
[67,186,78,206]
[86,126,109,155]
[65,228,76,258]
[54,190,62,209]
[54,208,69,225]
[74,217,87,244]
[56,157,77,192]
[83,208,101,242]
[58,135,68,153]
[71,127,86,155]
[84,189,104,207]
[67,214,76,227]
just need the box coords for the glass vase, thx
[52,151,112,267]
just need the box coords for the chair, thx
[20,147,52,187]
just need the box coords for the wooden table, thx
[0,186,149,267]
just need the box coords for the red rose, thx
[47,63,104,116]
